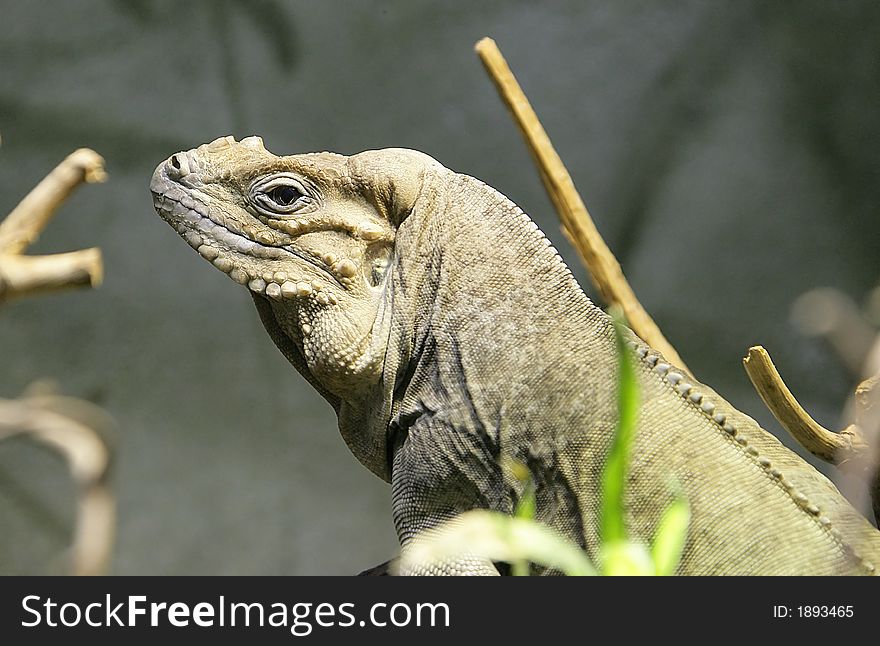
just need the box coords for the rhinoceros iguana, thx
[150,135,880,575]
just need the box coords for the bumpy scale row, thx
[626,339,876,575]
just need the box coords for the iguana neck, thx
[342,167,600,481]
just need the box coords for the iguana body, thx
[150,136,880,575]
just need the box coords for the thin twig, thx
[0,148,105,302]
[475,37,689,372]
[742,346,868,464]
[0,396,115,575]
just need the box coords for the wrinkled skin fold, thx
[151,136,880,575]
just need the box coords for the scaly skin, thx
[151,136,880,575]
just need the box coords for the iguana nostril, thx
[168,153,192,177]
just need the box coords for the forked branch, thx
[0,148,106,302]
[0,145,115,573]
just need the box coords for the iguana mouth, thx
[152,185,288,259]
[151,179,344,294]
[151,177,344,295]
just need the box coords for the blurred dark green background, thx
[1,1,878,574]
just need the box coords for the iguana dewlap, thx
[150,136,880,575]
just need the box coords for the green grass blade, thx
[651,496,690,576]
[600,308,640,544]
[600,541,655,576]
[514,481,536,520]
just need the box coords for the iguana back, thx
[150,136,880,574]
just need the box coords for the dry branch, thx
[475,37,689,372]
[0,146,115,573]
[0,395,115,575]
[0,148,105,302]
[744,346,879,522]
[743,346,869,464]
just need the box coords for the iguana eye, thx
[269,185,303,206]
[250,173,316,216]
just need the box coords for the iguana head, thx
[150,135,431,404]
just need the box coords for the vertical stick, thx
[475,37,688,372]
